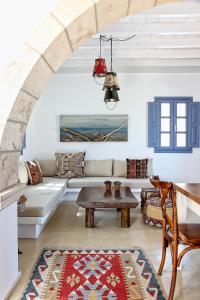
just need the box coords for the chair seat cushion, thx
[179,224,200,245]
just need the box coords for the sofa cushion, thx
[113,160,127,177]
[68,177,153,189]
[127,158,148,179]
[68,177,112,188]
[25,160,43,185]
[18,162,29,184]
[83,160,113,177]
[113,177,153,189]
[113,159,153,177]
[55,152,85,178]
[18,177,68,217]
[37,159,57,177]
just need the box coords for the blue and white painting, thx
[60,115,128,142]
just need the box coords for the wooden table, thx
[76,187,139,228]
[173,183,200,223]
[172,183,200,270]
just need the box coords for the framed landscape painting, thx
[60,115,128,142]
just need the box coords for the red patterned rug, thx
[21,248,166,300]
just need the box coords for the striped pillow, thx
[126,159,148,179]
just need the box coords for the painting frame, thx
[59,115,128,142]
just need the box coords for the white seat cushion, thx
[112,177,153,189]
[68,177,153,189]
[18,177,68,217]
[68,177,112,188]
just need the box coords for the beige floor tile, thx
[9,200,200,300]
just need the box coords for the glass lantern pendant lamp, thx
[104,87,119,110]
[104,87,119,103]
[103,37,120,110]
[93,35,108,78]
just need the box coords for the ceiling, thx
[57,2,200,74]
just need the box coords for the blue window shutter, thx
[148,102,158,147]
[188,102,200,147]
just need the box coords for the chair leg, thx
[158,237,168,275]
[177,246,193,268]
[168,243,178,300]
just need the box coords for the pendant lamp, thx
[93,34,136,109]
[103,37,120,91]
[103,37,120,109]
[93,35,107,78]
[103,71,120,90]
[104,87,119,110]
[104,87,119,103]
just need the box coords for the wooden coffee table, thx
[76,187,139,228]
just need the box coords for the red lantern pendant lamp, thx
[93,35,107,78]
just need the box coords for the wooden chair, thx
[150,178,200,300]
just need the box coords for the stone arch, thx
[0,0,180,192]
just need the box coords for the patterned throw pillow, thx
[55,152,85,178]
[25,160,43,185]
[126,158,148,179]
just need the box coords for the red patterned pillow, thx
[25,160,43,185]
[126,159,148,179]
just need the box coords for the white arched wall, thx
[0,0,180,192]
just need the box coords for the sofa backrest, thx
[37,160,57,177]
[83,159,113,177]
[19,158,153,179]
[113,159,153,177]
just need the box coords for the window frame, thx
[154,97,193,153]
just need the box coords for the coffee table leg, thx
[85,208,94,228]
[121,208,130,228]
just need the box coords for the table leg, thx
[121,208,130,228]
[85,208,94,228]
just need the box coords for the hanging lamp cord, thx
[99,34,102,57]
[110,36,113,72]
[100,34,136,42]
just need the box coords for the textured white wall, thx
[0,0,59,77]
[0,202,19,299]
[23,72,200,182]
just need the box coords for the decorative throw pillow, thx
[55,152,85,178]
[126,158,148,179]
[18,162,29,184]
[25,160,43,185]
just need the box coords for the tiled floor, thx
[10,199,200,299]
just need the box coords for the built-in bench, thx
[18,177,68,238]
[18,159,153,238]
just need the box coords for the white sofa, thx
[18,159,153,238]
